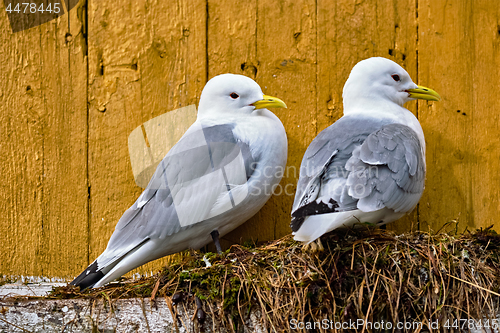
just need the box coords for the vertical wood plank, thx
[418,0,472,232]
[231,0,318,242]
[0,4,88,278]
[316,0,418,233]
[418,1,500,232]
[207,0,257,79]
[0,11,44,277]
[39,2,89,278]
[470,3,500,231]
[87,0,206,276]
[316,0,418,132]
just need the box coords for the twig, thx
[447,274,500,297]
[361,273,380,333]
[140,298,151,333]
[0,316,33,333]
[150,277,161,301]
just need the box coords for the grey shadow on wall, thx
[4,0,79,32]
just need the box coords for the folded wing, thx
[71,122,256,288]
[291,116,425,233]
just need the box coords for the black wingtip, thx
[291,199,340,232]
[290,216,305,233]
[69,261,104,291]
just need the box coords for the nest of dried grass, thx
[49,226,500,332]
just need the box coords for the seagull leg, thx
[316,238,324,252]
[309,241,318,252]
[210,230,223,254]
[301,238,324,253]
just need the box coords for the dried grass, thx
[47,226,500,332]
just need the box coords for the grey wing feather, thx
[98,123,256,270]
[291,117,425,232]
[345,123,425,213]
[290,116,388,231]
[292,117,388,213]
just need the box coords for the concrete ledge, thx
[1,297,182,332]
[0,283,264,332]
[0,283,66,297]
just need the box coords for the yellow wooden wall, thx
[1,0,499,279]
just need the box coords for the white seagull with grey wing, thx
[71,74,287,289]
[291,57,440,246]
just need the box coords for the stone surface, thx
[1,297,185,332]
[0,283,265,332]
[0,283,66,297]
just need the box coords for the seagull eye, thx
[230,92,239,99]
[391,74,401,82]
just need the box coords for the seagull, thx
[71,74,287,289]
[290,57,440,247]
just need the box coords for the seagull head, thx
[198,74,287,117]
[342,57,440,113]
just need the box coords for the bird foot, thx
[210,230,223,255]
[302,238,324,253]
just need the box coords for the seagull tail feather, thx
[70,237,152,290]
[69,260,104,290]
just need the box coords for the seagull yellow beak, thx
[406,85,441,102]
[252,95,287,109]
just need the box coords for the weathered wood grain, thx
[418,0,500,233]
[0,2,87,278]
[39,1,89,278]
[470,3,500,231]
[207,0,257,79]
[0,10,44,277]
